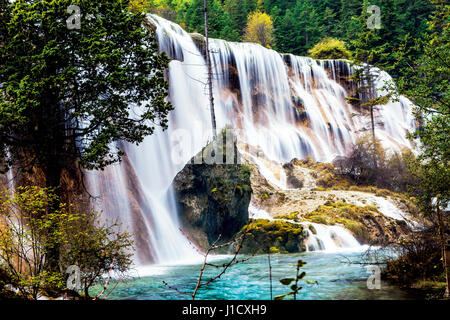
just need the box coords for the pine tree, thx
[0,0,172,196]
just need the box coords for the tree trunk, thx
[436,197,449,299]
[44,161,62,272]
[204,0,217,142]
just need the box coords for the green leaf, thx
[274,294,287,300]
[297,259,306,269]
[279,278,295,285]
[297,272,306,280]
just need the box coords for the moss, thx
[274,211,300,221]
[239,219,306,254]
[190,32,206,54]
[304,201,379,241]
[375,188,392,197]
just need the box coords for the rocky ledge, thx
[239,219,307,254]
[172,142,252,251]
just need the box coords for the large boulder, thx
[239,219,308,254]
[172,142,252,251]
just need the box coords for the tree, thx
[243,10,274,48]
[274,0,322,55]
[348,0,392,159]
[0,187,67,299]
[203,0,217,141]
[394,0,449,297]
[0,186,133,299]
[320,6,337,37]
[129,0,152,13]
[224,0,258,37]
[274,8,298,53]
[60,211,133,299]
[0,0,172,189]
[184,0,239,41]
[308,37,351,60]
[0,0,171,270]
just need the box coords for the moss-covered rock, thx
[303,201,409,245]
[239,219,307,254]
[172,137,252,251]
[190,33,206,55]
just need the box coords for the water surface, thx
[92,251,420,300]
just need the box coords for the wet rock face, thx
[172,156,252,251]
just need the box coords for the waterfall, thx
[85,15,416,264]
[303,223,362,253]
[86,15,213,265]
[248,206,363,253]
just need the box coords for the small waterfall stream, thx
[303,223,362,252]
[249,204,363,252]
[85,15,417,264]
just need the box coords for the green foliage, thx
[0,0,172,183]
[308,37,351,60]
[224,0,258,37]
[392,2,449,217]
[183,0,240,41]
[274,0,322,55]
[275,259,316,300]
[0,186,67,299]
[151,0,436,68]
[348,0,434,77]
[243,10,275,48]
[240,219,306,254]
[0,187,133,299]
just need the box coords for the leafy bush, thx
[334,135,417,193]
[308,38,351,60]
[243,11,274,48]
[0,187,133,300]
[380,228,446,297]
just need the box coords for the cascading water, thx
[86,15,417,264]
[86,15,215,265]
[303,223,363,252]
[247,206,363,252]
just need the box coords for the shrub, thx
[334,136,417,193]
[0,187,133,300]
[380,228,445,292]
[308,38,351,60]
